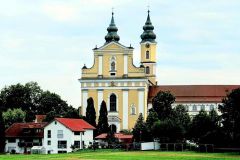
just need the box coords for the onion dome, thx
[140,10,156,43]
[105,12,120,43]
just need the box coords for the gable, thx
[98,41,128,51]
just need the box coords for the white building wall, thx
[43,120,94,154]
[122,90,128,129]
[5,139,23,153]
[82,90,88,116]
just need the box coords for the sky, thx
[0,0,240,108]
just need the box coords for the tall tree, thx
[219,88,240,147]
[85,97,96,127]
[97,100,109,135]
[171,104,191,134]
[152,119,184,143]
[132,113,150,142]
[3,108,26,128]
[0,99,5,153]
[152,91,175,120]
[146,109,159,131]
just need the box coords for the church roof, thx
[105,12,120,44]
[148,85,240,103]
[140,10,156,43]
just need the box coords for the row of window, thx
[47,130,83,139]
[184,104,215,111]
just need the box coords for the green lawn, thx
[0,150,240,160]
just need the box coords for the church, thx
[79,11,240,132]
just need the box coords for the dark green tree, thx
[86,97,96,127]
[152,119,184,143]
[132,113,150,142]
[40,91,79,122]
[189,110,212,143]
[171,104,191,136]
[219,88,240,147]
[152,91,175,120]
[146,108,159,136]
[0,102,5,153]
[97,100,109,135]
[0,82,42,121]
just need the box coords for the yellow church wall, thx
[128,89,139,129]
[102,54,124,77]
[82,56,98,78]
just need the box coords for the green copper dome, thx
[141,10,156,43]
[105,12,120,43]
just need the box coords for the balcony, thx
[18,142,42,148]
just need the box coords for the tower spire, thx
[105,10,120,43]
[140,9,156,43]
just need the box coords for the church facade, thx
[79,11,240,132]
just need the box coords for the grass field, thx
[0,150,240,160]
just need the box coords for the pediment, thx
[98,41,128,51]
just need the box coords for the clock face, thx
[145,43,150,48]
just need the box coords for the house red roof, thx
[55,118,95,132]
[95,133,133,140]
[148,85,240,103]
[5,122,47,138]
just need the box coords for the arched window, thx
[146,66,150,74]
[110,124,117,133]
[146,51,150,59]
[111,61,116,71]
[110,94,117,112]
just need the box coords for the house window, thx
[57,130,63,138]
[192,105,197,111]
[146,51,150,59]
[74,141,80,149]
[146,66,150,74]
[8,138,16,143]
[74,132,80,135]
[47,130,51,138]
[110,94,117,112]
[210,104,214,110]
[48,140,51,145]
[201,105,205,111]
[58,151,67,153]
[58,141,67,149]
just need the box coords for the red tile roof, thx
[95,133,133,139]
[5,122,47,138]
[148,85,240,103]
[55,118,95,132]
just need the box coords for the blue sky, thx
[0,0,240,108]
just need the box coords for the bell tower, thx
[140,10,157,85]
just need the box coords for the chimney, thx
[35,115,46,123]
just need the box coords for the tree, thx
[188,110,213,143]
[171,104,191,136]
[85,97,96,127]
[146,109,158,141]
[132,113,150,142]
[97,100,109,135]
[152,91,175,120]
[39,91,79,122]
[3,108,26,128]
[0,108,5,153]
[0,82,42,121]
[219,88,240,147]
[152,119,184,143]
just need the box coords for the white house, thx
[43,118,95,154]
[5,122,46,154]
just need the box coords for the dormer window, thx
[146,51,150,59]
